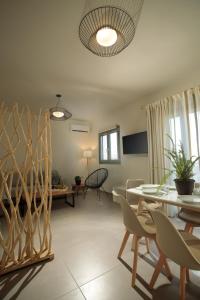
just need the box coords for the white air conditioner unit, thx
[70,123,90,133]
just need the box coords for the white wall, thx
[95,100,149,192]
[51,120,98,186]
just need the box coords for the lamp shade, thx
[79,0,144,57]
[50,94,72,121]
[83,150,92,158]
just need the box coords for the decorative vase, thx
[174,179,195,195]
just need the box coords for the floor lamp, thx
[83,150,92,175]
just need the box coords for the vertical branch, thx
[0,103,53,276]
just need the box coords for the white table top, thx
[127,188,200,213]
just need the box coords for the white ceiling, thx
[0,0,200,120]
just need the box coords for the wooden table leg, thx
[65,193,75,207]
[72,193,75,207]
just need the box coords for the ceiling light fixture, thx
[96,27,117,47]
[50,94,72,121]
[79,0,144,57]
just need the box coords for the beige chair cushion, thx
[138,214,156,235]
[131,201,161,213]
[178,209,200,225]
[130,204,138,211]
[147,202,162,210]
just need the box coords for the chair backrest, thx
[85,168,108,189]
[125,179,144,201]
[150,209,200,269]
[113,191,148,237]
[126,179,144,190]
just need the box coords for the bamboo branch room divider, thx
[0,103,54,276]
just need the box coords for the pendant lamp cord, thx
[56,94,62,107]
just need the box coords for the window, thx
[99,127,120,164]
[168,111,200,182]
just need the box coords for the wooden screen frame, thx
[0,103,54,276]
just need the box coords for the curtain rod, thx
[141,85,199,110]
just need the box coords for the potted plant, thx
[75,176,81,186]
[165,137,200,195]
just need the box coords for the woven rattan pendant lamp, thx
[50,94,72,121]
[79,0,144,57]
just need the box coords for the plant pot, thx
[75,180,81,186]
[174,179,195,195]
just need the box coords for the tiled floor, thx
[0,191,200,299]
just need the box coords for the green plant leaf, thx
[165,135,200,181]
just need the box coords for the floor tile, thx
[80,264,145,300]
[57,289,85,300]
[1,258,77,300]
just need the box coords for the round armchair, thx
[84,168,108,199]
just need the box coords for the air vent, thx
[70,123,90,133]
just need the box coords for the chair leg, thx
[163,258,173,281]
[184,223,193,233]
[132,235,140,287]
[184,223,190,232]
[131,235,135,251]
[101,186,109,198]
[180,267,186,300]
[186,269,190,282]
[155,241,172,281]
[189,227,193,234]
[96,189,101,200]
[145,238,150,253]
[149,254,165,289]
[84,187,88,198]
[118,230,130,258]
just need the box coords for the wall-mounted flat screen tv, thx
[122,131,148,154]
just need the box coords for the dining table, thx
[127,187,200,213]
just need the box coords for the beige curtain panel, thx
[146,85,200,184]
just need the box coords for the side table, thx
[72,184,86,196]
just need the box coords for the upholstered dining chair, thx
[125,179,162,253]
[178,208,200,233]
[125,179,144,211]
[114,191,172,288]
[125,178,162,212]
[178,182,200,233]
[150,209,200,300]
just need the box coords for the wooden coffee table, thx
[20,188,75,216]
[51,188,75,207]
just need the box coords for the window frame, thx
[99,127,121,164]
[168,112,200,183]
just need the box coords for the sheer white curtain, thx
[146,86,200,185]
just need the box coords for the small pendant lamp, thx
[50,94,72,121]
